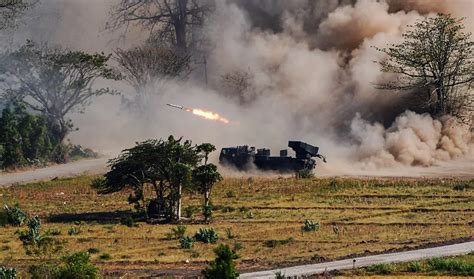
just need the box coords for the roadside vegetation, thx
[336,254,474,277]
[1,176,472,276]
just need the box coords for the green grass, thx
[0,176,472,276]
[341,254,474,277]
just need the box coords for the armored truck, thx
[219,141,326,172]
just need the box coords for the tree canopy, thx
[93,136,202,221]
[108,0,214,50]
[376,14,473,121]
[0,0,36,29]
[0,40,121,145]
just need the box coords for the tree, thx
[93,136,201,222]
[202,244,239,279]
[0,40,121,148]
[108,0,214,50]
[376,14,474,121]
[0,0,36,29]
[192,143,221,222]
[0,103,53,168]
[114,46,191,96]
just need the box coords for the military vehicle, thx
[219,141,326,172]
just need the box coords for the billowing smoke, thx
[4,0,473,174]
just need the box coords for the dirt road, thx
[0,158,108,187]
[240,241,474,278]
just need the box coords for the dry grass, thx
[0,176,473,276]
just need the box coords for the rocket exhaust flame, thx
[189,108,230,124]
[166,103,231,124]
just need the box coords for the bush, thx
[98,253,112,261]
[4,204,27,226]
[53,251,99,279]
[87,248,100,254]
[168,225,187,240]
[183,205,199,218]
[203,205,213,221]
[179,236,194,249]
[195,228,219,244]
[428,257,474,276]
[407,261,422,272]
[0,267,17,279]
[225,228,235,239]
[45,228,61,236]
[453,182,472,191]
[367,263,393,275]
[202,244,239,279]
[302,220,320,232]
[68,227,81,236]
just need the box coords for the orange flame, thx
[186,108,230,124]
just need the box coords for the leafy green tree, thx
[0,40,121,150]
[0,104,53,168]
[202,244,239,279]
[192,143,221,222]
[376,14,474,121]
[93,136,201,221]
[0,105,24,167]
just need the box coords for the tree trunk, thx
[175,0,188,50]
[204,191,210,208]
[176,184,182,221]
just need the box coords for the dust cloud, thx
[3,0,473,176]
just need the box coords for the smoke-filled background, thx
[4,0,473,175]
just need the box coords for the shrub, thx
[169,225,187,240]
[53,251,99,279]
[274,271,286,279]
[87,248,100,254]
[98,253,112,261]
[302,220,320,232]
[45,228,61,236]
[179,236,194,249]
[407,261,422,272]
[233,242,243,251]
[203,205,213,221]
[0,267,17,279]
[68,227,81,236]
[428,257,474,276]
[453,182,472,191]
[195,228,219,244]
[183,205,199,218]
[221,206,235,213]
[225,228,235,239]
[367,263,393,275]
[4,204,27,226]
[202,244,239,279]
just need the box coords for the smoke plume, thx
[3,0,473,174]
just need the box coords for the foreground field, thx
[1,176,473,277]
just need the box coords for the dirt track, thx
[0,158,108,187]
[1,156,472,188]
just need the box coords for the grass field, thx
[0,176,473,277]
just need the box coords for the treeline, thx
[0,103,96,170]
